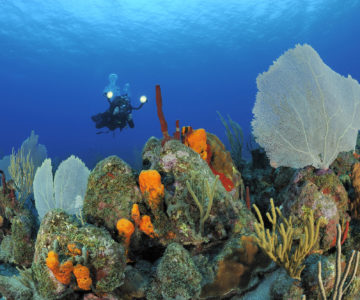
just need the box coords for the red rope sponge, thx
[156,85,169,141]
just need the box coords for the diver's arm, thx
[131,102,145,110]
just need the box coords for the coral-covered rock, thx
[142,137,162,170]
[0,179,37,268]
[242,163,295,213]
[207,133,233,177]
[280,167,350,250]
[116,262,151,299]
[207,132,244,197]
[147,243,202,300]
[0,212,35,267]
[183,129,243,195]
[350,162,360,219]
[83,292,119,300]
[269,269,304,299]
[200,235,270,298]
[301,252,360,299]
[330,151,357,176]
[33,210,126,299]
[301,254,334,299]
[154,139,249,245]
[0,273,34,300]
[83,156,142,232]
[250,147,270,169]
[0,190,35,268]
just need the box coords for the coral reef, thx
[1,133,360,300]
[3,72,360,299]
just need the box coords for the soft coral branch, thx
[0,170,7,195]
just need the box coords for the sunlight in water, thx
[0,0,343,57]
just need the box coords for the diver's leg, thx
[127,114,134,128]
[92,112,109,129]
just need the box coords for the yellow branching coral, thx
[253,198,325,280]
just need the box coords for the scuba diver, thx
[91,73,147,133]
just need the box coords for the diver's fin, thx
[96,130,110,134]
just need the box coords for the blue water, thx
[1,0,359,168]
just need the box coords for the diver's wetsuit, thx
[92,95,145,131]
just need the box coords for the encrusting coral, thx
[351,162,360,218]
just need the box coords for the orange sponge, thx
[139,215,158,238]
[139,170,164,211]
[116,218,135,247]
[73,264,92,290]
[67,243,82,256]
[46,251,73,285]
[46,251,60,270]
[183,128,208,161]
[131,204,141,227]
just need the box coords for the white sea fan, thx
[33,155,90,219]
[252,44,360,169]
[33,159,55,220]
